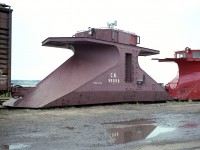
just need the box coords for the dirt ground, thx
[1,102,200,150]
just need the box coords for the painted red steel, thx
[3,28,172,108]
[159,48,200,100]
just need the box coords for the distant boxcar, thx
[0,3,12,93]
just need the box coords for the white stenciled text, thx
[108,72,120,84]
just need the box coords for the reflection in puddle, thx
[146,126,175,139]
[106,119,175,144]
[2,145,9,150]
[2,143,29,150]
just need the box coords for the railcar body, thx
[3,27,172,108]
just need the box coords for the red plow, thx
[159,47,200,100]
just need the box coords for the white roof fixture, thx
[107,20,117,29]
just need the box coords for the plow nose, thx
[4,42,119,108]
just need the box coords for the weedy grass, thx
[0,91,11,99]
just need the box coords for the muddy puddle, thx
[2,143,29,150]
[104,118,195,144]
[105,117,200,144]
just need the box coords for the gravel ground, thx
[1,102,200,150]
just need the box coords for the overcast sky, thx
[1,0,200,84]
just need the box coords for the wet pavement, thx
[104,114,200,146]
[1,102,200,150]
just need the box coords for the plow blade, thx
[158,48,200,100]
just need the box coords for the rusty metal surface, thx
[4,28,172,108]
[0,3,12,93]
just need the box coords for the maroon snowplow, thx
[158,47,200,100]
[3,28,172,108]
